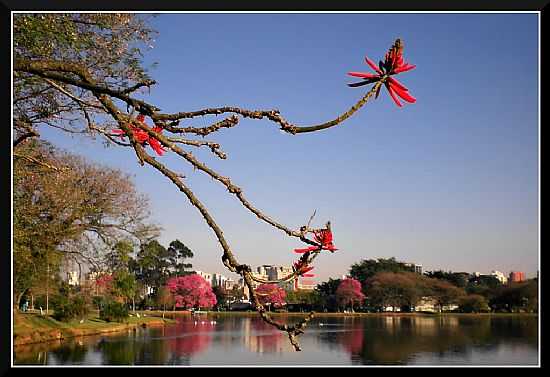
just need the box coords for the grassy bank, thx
[13,311,175,346]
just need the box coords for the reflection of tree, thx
[318,315,538,365]
[165,319,215,358]
[95,337,140,364]
[94,330,170,365]
[51,341,88,364]
[338,318,363,354]
[135,327,171,365]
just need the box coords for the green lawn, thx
[14,311,174,346]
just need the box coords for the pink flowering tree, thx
[256,284,287,311]
[336,278,365,312]
[14,13,417,350]
[166,274,217,310]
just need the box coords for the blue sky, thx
[38,13,539,282]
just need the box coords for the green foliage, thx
[106,240,134,272]
[489,280,538,313]
[428,278,466,311]
[167,239,194,276]
[139,295,155,310]
[13,140,158,306]
[92,295,105,310]
[212,286,228,309]
[366,271,431,311]
[99,300,129,322]
[458,294,490,313]
[53,295,90,322]
[132,240,169,293]
[349,257,415,290]
[315,278,342,311]
[425,270,469,288]
[466,275,502,300]
[14,14,157,128]
[131,239,195,294]
[155,286,175,310]
[112,270,137,303]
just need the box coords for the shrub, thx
[458,294,490,313]
[99,300,128,322]
[53,295,90,322]
[92,295,105,310]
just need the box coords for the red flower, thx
[347,39,416,108]
[293,260,315,278]
[294,228,338,254]
[112,114,165,156]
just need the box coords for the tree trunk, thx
[15,291,25,311]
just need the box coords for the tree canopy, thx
[13,140,158,306]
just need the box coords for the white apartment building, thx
[490,270,508,285]
[67,271,79,286]
[212,273,228,288]
[195,270,213,285]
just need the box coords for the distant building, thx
[195,270,213,285]
[269,266,293,281]
[224,279,238,290]
[490,270,508,285]
[249,264,314,291]
[404,263,423,274]
[212,273,228,288]
[257,265,272,276]
[67,271,79,286]
[509,271,526,283]
[250,270,269,289]
[295,278,316,291]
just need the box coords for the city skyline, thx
[190,262,536,283]
[38,13,539,283]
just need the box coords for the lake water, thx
[13,314,539,366]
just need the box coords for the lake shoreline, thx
[13,312,174,347]
[13,310,537,347]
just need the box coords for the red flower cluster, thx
[112,114,165,156]
[95,274,113,289]
[347,39,416,107]
[293,260,315,278]
[294,228,338,254]
[291,226,338,286]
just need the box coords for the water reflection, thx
[165,320,215,360]
[14,315,538,365]
[243,316,291,353]
[317,315,537,365]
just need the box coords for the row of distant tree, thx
[200,257,537,315]
[308,258,538,313]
